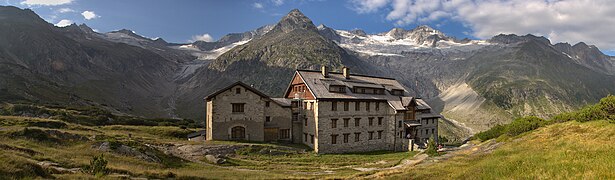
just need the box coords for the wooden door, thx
[264,128,279,141]
[231,126,245,140]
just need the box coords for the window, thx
[355,102,361,111]
[280,129,290,139]
[344,102,349,111]
[405,111,415,120]
[343,133,350,143]
[232,103,245,113]
[304,133,307,142]
[368,131,374,140]
[399,131,404,138]
[331,119,338,128]
[398,120,402,128]
[366,102,370,111]
[432,128,435,135]
[375,102,380,111]
[361,89,365,94]
[343,118,350,127]
[235,88,241,94]
[304,102,308,109]
[377,131,383,139]
[432,119,435,124]
[265,101,270,107]
[378,117,383,125]
[426,119,429,125]
[332,101,337,111]
[354,132,361,142]
[265,116,271,122]
[292,113,299,121]
[331,134,338,144]
[310,102,314,110]
[354,118,361,127]
[368,117,374,126]
[310,134,314,144]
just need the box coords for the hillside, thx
[371,95,615,179]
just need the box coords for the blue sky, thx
[3,0,615,55]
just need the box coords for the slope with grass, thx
[377,95,615,179]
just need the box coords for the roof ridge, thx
[296,69,396,80]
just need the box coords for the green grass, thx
[384,120,615,179]
[0,115,416,179]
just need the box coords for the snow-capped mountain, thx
[327,25,491,57]
[170,25,274,60]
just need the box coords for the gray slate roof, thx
[415,99,432,110]
[296,70,412,111]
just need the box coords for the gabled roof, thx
[295,69,417,111]
[295,69,410,100]
[204,81,291,108]
[204,81,270,101]
[415,98,432,110]
[270,98,292,107]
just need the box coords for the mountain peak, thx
[269,9,317,33]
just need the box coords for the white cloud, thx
[349,0,615,51]
[54,19,72,27]
[81,11,99,20]
[56,8,74,13]
[253,2,264,9]
[349,0,390,14]
[191,34,214,42]
[20,0,72,6]
[272,0,284,6]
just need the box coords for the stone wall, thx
[206,85,267,141]
[206,84,293,142]
[417,117,439,144]
[313,100,402,154]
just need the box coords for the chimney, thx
[321,66,329,77]
[343,67,350,79]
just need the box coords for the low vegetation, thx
[376,95,615,179]
[0,110,416,179]
[475,95,615,141]
[0,103,200,127]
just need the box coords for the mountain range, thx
[1,6,614,140]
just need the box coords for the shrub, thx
[88,154,108,176]
[599,95,615,115]
[506,116,547,136]
[425,136,438,157]
[576,105,608,122]
[475,124,507,141]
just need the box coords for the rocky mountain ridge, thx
[1,6,615,141]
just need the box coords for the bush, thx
[506,116,547,136]
[425,136,438,157]
[87,154,108,176]
[475,124,507,141]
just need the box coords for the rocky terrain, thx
[1,6,615,140]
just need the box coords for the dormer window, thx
[391,89,404,96]
[329,85,346,93]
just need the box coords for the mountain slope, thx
[0,6,179,117]
[174,9,379,120]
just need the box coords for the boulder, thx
[205,154,226,164]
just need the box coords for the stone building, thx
[205,67,440,153]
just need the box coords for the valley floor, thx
[3,115,615,179]
[0,116,417,179]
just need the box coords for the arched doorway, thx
[231,126,246,140]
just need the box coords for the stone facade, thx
[206,82,292,142]
[205,68,440,154]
